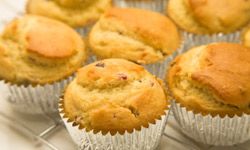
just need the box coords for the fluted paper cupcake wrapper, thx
[113,0,167,13]
[182,31,241,50]
[59,99,169,150]
[75,25,93,37]
[86,54,98,65]
[6,76,74,114]
[171,101,250,146]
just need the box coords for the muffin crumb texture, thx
[167,43,250,117]
[63,59,167,134]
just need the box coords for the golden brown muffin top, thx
[167,0,250,34]
[167,43,250,117]
[0,15,86,85]
[24,16,76,58]
[63,59,167,134]
[104,7,180,51]
[89,7,181,64]
[26,0,112,27]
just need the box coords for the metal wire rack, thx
[0,109,198,150]
[0,108,249,150]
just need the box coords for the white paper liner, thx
[59,100,169,150]
[171,101,250,146]
[75,25,93,37]
[113,0,167,13]
[86,53,98,65]
[182,31,241,50]
[6,76,74,114]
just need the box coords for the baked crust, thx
[89,7,180,64]
[54,0,93,7]
[167,43,250,117]
[167,0,250,34]
[26,0,112,27]
[63,59,168,134]
[0,15,86,85]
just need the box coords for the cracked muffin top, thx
[26,0,112,27]
[167,0,250,34]
[88,7,181,64]
[167,42,250,117]
[0,15,86,85]
[62,59,168,134]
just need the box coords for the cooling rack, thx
[0,105,249,150]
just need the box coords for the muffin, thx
[167,42,250,145]
[113,0,167,12]
[167,0,250,47]
[59,58,168,149]
[26,0,112,35]
[242,26,250,48]
[0,15,86,114]
[89,7,181,78]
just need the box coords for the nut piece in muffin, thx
[26,0,112,27]
[167,0,250,34]
[167,42,250,117]
[0,15,86,85]
[88,7,181,64]
[62,59,168,134]
[242,26,250,48]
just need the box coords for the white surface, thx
[0,0,250,150]
[0,82,77,150]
